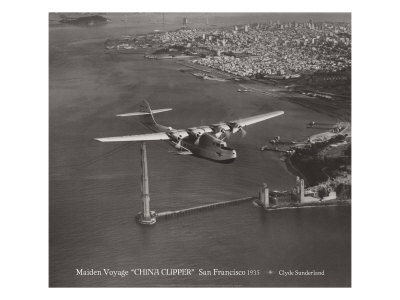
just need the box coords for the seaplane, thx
[95,100,284,163]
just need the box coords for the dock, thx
[260,146,293,153]
[176,61,237,80]
[157,196,255,219]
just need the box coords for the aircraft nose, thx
[232,150,237,158]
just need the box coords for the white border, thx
[2,0,400,299]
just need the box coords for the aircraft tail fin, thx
[116,100,172,128]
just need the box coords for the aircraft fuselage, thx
[148,123,237,163]
[170,133,237,163]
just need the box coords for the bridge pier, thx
[136,142,156,225]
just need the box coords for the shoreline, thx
[174,58,350,120]
[253,199,351,211]
[285,154,310,187]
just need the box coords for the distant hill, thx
[59,14,109,26]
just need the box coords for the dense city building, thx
[107,20,351,79]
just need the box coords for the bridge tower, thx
[294,176,305,203]
[300,178,305,202]
[259,183,270,208]
[136,142,156,225]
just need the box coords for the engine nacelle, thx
[167,132,185,142]
[166,130,189,149]
[227,122,242,133]
[227,122,246,137]
[234,125,243,134]
[187,128,205,138]
[211,125,228,139]
[211,125,225,134]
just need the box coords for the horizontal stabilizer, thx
[116,108,172,117]
[95,132,170,142]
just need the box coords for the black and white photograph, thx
[48,12,352,287]
[6,0,400,297]
[4,0,400,297]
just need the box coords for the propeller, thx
[240,127,247,138]
[187,128,204,145]
[175,138,182,149]
[224,130,232,139]
[212,125,228,139]
[167,131,184,149]
[227,122,247,138]
[194,135,201,145]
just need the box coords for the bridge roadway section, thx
[156,196,256,219]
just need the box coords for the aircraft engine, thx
[187,128,205,145]
[167,132,185,149]
[211,125,226,137]
[227,122,247,138]
[174,140,182,149]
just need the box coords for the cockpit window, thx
[213,141,226,148]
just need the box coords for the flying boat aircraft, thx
[95,100,284,163]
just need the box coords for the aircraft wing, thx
[95,111,284,142]
[183,111,284,136]
[231,111,284,127]
[95,132,171,142]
